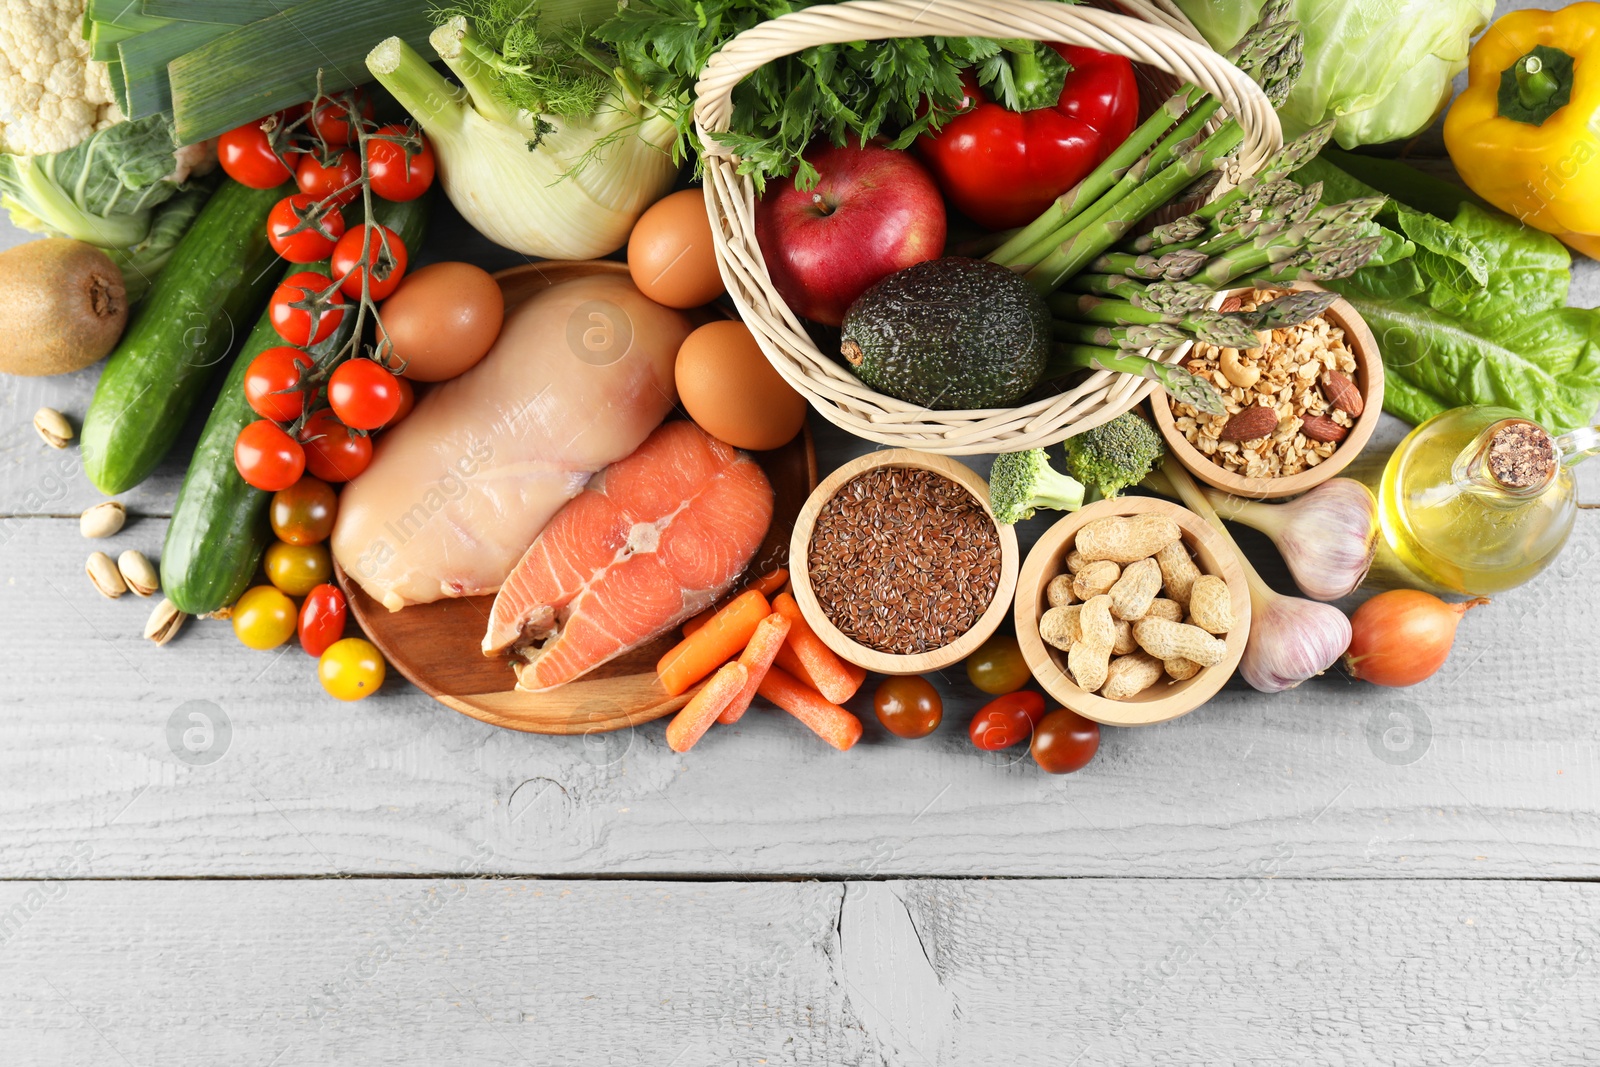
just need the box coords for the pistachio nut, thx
[33,408,73,449]
[87,551,127,599]
[117,549,160,598]
[80,501,126,539]
[143,598,187,646]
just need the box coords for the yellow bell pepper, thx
[1444,3,1600,259]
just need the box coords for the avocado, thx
[839,257,1049,410]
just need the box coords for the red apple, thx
[754,142,947,326]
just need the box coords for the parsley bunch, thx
[436,0,1076,190]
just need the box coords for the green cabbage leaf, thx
[1173,0,1494,149]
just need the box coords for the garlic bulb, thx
[1162,460,1352,693]
[1206,479,1379,601]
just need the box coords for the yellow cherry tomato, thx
[965,634,1032,695]
[318,637,386,701]
[264,539,332,596]
[231,585,298,650]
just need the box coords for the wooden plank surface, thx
[0,876,1595,1064]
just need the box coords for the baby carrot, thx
[682,568,790,637]
[717,613,791,725]
[657,589,770,696]
[757,666,864,752]
[774,643,866,698]
[665,661,748,753]
[772,592,860,705]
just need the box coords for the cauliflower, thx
[0,0,122,156]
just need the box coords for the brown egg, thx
[376,261,504,382]
[628,189,725,309]
[675,320,807,451]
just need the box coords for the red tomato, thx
[380,375,415,431]
[872,676,942,739]
[309,90,374,146]
[298,583,348,656]
[218,119,298,189]
[299,409,373,483]
[1031,709,1100,774]
[968,690,1047,751]
[270,271,345,346]
[328,358,403,430]
[235,419,306,491]
[364,125,434,201]
[331,224,407,299]
[296,150,362,207]
[244,346,315,423]
[266,193,346,264]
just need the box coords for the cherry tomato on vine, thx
[295,149,363,207]
[331,224,407,299]
[244,346,314,423]
[299,409,372,483]
[271,475,338,545]
[267,193,346,263]
[309,90,374,146]
[235,419,306,491]
[1031,708,1100,774]
[218,119,299,188]
[328,358,403,430]
[364,125,435,201]
[872,676,942,739]
[382,376,416,429]
[265,539,333,597]
[965,634,1031,695]
[270,271,345,346]
[232,585,298,650]
[298,583,347,657]
[967,690,1047,751]
[319,637,386,701]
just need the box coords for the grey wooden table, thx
[4,9,1599,1060]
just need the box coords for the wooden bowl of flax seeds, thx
[789,450,1020,676]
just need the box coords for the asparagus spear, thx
[1062,275,1217,316]
[1235,289,1342,329]
[1234,234,1386,287]
[1091,249,1210,281]
[1049,344,1226,416]
[1053,320,1193,351]
[1052,296,1267,350]
[1194,121,1336,225]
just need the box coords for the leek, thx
[365,18,678,260]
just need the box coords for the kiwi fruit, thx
[0,238,128,376]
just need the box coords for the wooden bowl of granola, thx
[789,450,1020,676]
[1149,283,1384,499]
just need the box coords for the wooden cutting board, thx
[336,261,819,734]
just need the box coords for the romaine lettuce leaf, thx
[1295,155,1600,432]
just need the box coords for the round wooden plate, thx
[336,262,819,734]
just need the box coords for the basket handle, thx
[693,0,1282,172]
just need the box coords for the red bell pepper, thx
[916,43,1140,231]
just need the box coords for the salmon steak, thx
[484,420,775,692]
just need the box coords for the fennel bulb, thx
[366,21,677,260]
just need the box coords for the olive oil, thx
[1378,406,1592,595]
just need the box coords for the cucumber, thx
[161,194,432,616]
[81,177,285,495]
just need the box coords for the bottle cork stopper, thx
[1486,422,1556,490]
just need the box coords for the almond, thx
[1321,370,1364,417]
[1218,405,1279,442]
[1300,414,1348,442]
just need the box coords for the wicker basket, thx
[693,0,1284,455]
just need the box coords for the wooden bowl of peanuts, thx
[1149,282,1384,500]
[1014,497,1249,726]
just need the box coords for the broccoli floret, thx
[988,448,1086,525]
[1064,412,1166,501]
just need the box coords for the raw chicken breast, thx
[483,420,774,691]
[332,273,690,611]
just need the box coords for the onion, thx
[1344,590,1489,687]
